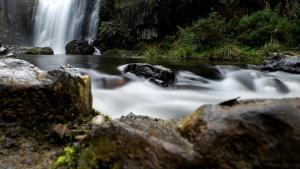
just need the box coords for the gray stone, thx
[0,58,93,124]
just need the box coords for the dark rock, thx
[0,58,93,124]
[65,40,95,55]
[77,98,300,169]
[25,47,54,55]
[262,53,300,73]
[0,0,36,45]
[119,63,176,87]
[179,98,300,168]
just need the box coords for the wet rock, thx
[0,58,93,124]
[0,45,8,55]
[119,63,176,87]
[262,53,300,73]
[179,98,300,168]
[77,114,201,169]
[77,98,300,169]
[25,47,54,55]
[65,40,95,55]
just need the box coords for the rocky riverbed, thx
[0,57,299,169]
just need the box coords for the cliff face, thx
[97,0,293,51]
[0,0,36,45]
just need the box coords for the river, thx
[17,54,300,119]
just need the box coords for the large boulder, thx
[179,98,300,168]
[77,114,201,169]
[119,63,176,87]
[0,58,93,124]
[262,53,300,73]
[65,40,95,55]
[24,47,54,55]
[76,98,300,169]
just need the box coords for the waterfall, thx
[33,0,100,54]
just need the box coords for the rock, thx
[77,114,201,169]
[262,53,300,73]
[65,40,95,55]
[99,0,217,43]
[0,46,8,55]
[25,47,54,55]
[77,98,300,169]
[119,63,176,87]
[179,98,300,168]
[91,115,106,127]
[0,58,93,124]
[0,0,36,45]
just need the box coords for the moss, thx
[25,47,54,55]
[78,137,119,169]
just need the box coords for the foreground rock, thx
[0,44,8,55]
[0,58,92,124]
[65,40,95,55]
[76,98,300,169]
[119,63,176,87]
[25,47,54,55]
[262,53,300,73]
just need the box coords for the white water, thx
[16,55,300,120]
[33,0,100,54]
[90,68,300,120]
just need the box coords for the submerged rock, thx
[65,40,95,55]
[0,58,93,124]
[119,63,176,87]
[77,98,300,169]
[25,47,54,55]
[262,53,300,73]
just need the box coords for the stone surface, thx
[65,40,95,55]
[262,53,300,73]
[0,58,93,124]
[77,98,300,169]
[179,98,300,168]
[119,63,176,87]
[0,0,36,45]
[77,114,201,169]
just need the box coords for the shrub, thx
[177,12,227,51]
[236,10,296,47]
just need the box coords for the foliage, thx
[53,146,76,169]
[177,12,227,51]
[236,10,298,47]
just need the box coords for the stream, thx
[17,54,300,119]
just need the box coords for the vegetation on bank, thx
[141,9,300,63]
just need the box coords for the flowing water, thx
[33,0,100,54]
[17,55,300,120]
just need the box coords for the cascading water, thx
[33,0,100,54]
